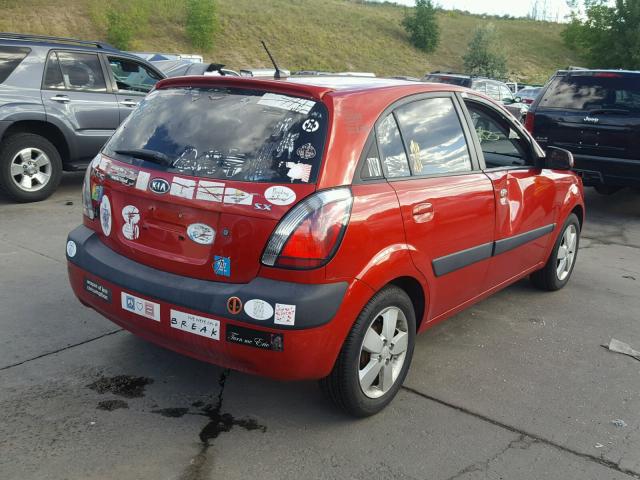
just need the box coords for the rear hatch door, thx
[90,85,329,283]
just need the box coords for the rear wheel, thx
[320,286,416,417]
[0,133,62,202]
[530,213,580,291]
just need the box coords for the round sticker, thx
[66,240,77,258]
[264,186,296,206]
[244,299,274,321]
[187,223,216,245]
[227,296,242,315]
[302,118,320,133]
[99,195,112,237]
[121,205,141,240]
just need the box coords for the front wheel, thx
[319,286,416,417]
[530,213,580,291]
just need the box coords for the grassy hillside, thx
[0,0,579,83]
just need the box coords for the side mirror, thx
[545,146,574,170]
[502,97,515,105]
[514,96,522,103]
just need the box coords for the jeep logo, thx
[149,178,169,194]
[583,116,600,124]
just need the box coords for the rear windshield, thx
[0,46,30,83]
[423,75,471,87]
[539,73,640,112]
[104,87,328,183]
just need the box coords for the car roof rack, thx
[0,32,115,50]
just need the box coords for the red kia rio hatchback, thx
[66,76,584,416]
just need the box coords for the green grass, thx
[0,0,580,83]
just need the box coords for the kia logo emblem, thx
[149,178,169,194]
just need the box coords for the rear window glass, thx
[540,74,640,112]
[0,46,30,83]
[104,87,328,183]
[423,75,471,88]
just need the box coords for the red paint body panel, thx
[67,76,585,381]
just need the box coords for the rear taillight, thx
[261,187,353,269]
[524,111,535,133]
[82,154,102,220]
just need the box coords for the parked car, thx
[153,60,239,78]
[424,72,528,121]
[240,68,291,78]
[525,69,640,193]
[0,33,165,202]
[518,87,542,105]
[66,75,584,416]
[128,52,204,63]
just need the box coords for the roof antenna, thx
[261,40,283,80]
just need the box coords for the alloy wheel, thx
[10,147,52,192]
[556,224,578,281]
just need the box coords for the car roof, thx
[556,69,640,76]
[0,32,119,52]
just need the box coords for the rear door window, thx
[486,83,500,101]
[104,87,328,184]
[376,114,411,178]
[394,97,472,175]
[43,51,107,92]
[540,73,640,112]
[0,46,30,83]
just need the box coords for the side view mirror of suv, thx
[545,146,574,170]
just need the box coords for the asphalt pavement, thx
[1,174,639,480]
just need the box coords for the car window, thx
[376,114,411,178]
[104,87,329,184]
[0,46,30,83]
[423,75,471,88]
[107,57,161,94]
[540,73,640,112]
[43,51,107,92]
[394,97,471,175]
[499,85,513,101]
[473,81,486,94]
[485,83,500,100]
[360,141,383,180]
[465,100,529,168]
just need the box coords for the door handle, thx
[412,202,434,223]
[50,95,70,103]
[120,100,138,107]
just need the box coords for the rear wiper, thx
[114,149,172,166]
[588,108,631,115]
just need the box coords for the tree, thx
[186,0,218,51]
[562,0,640,69]
[463,24,508,78]
[402,0,440,54]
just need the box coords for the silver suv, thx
[0,33,165,202]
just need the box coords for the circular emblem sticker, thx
[302,118,320,133]
[187,223,216,245]
[66,240,77,258]
[99,195,112,237]
[264,186,296,206]
[227,296,242,315]
[244,299,274,321]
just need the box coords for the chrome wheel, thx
[358,306,409,399]
[10,147,52,192]
[556,224,578,281]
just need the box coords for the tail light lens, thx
[524,111,535,133]
[82,162,94,220]
[262,187,353,269]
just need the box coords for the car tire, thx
[0,133,63,202]
[319,285,416,417]
[530,213,580,291]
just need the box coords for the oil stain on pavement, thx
[87,374,154,398]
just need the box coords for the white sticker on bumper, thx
[121,292,160,321]
[170,309,220,341]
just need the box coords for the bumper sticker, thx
[135,170,151,191]
[66,240,77,258]
[214,256,231,277]
[226,324,283,351]
[226,296,242,315]
[84,277,112,303]
[264,185,296,206]
[121,205,141,240]
[170,177,196,199]
[99,195,112,237]
[223,188,253,205]
[274,303,296,326]
[107,164,138,186]
[170,309,220,341]
[121,292,160,321]
[244,299,274,321]
[195,180,224,202]
[187,223,216,245]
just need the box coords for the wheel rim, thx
[10,148,52,192]
[556,224,578,281]
[358,306,409,399]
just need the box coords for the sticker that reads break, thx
[170,309,220,341]
[84,278,112,303]
[226,324,283,351]
[121,291,160,321]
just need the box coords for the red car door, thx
[461,95,558,288]
[376,95,496,321]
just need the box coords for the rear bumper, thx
[573,154,640,187]
[66,225,369,380]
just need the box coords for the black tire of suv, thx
[530,213,581,291]
[319,285,416,417]
[0,133,63,203]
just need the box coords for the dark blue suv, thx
[0,33,165,202]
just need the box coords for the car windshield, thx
[423,75,471,87]
[104,87,328,183]
[539,73,640,112]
